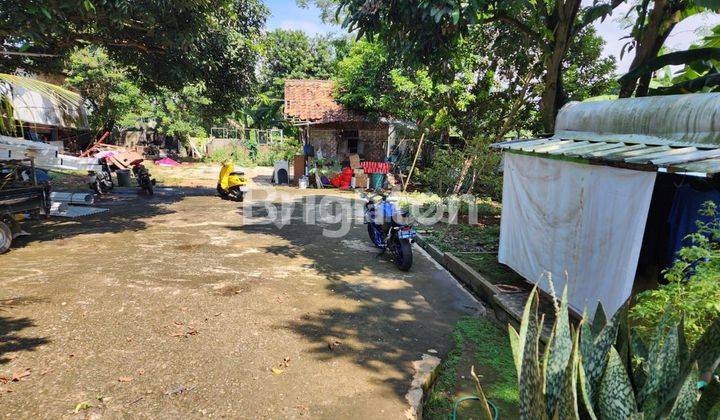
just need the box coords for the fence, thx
[209,127,284,146]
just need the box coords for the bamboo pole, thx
[403,132,425,192]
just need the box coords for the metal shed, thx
[492,93,720,316]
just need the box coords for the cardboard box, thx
[349,154,361,169]
[293,155,305,185]
[354,173,369,189]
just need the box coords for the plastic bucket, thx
[370,173,385,190]
[116,170,132,187]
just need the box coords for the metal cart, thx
[0,159,51,253]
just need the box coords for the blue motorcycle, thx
[362,192,416,271]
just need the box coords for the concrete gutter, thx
[408,234,554,417]
[414,233,548,342]
[404,354,441,420]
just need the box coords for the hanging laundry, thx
[667,183,720,261]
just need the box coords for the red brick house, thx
[284,79,409,162]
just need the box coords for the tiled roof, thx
[283,79,366,123]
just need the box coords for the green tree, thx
[150,84,211,141]
[243,29,351,129]
[333,0,624,132]
[258,29,346,102]
[633,24,720,95]
[617,0,719,97]
[64,47,211,143]
[334,23,615,195]
[1,0,267,116]
[563,27,618,101]
[65,47,150,131]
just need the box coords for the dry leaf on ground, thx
[11,368,30,382]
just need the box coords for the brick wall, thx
[308,124,388,162]
[359,128,387,161]
[308,128,338,158]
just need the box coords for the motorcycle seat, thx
[230,172,245,177]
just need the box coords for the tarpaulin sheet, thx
[498,153,656,316]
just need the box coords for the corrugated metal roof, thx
[493,93,720,176]
[492,138,720,175]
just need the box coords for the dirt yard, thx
[0,165,482,418]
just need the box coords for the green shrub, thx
[413,143,503,199]
[253,137,301,167]
[472,285,720,419]
[203,146,254,167]
[631,201,720,346]
[414,146,464,194]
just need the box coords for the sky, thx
[265,0,720,73]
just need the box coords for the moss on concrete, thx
[423,316,518,419]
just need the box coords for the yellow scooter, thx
[217,160,248,202]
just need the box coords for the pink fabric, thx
[95,150,119,159]
[155,157,180,167]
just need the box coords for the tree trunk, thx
[539,0,580,134]
[467,167,478,195]
[452,154,474,195]
[619,0,677,98]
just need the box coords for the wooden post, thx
[403,132,425,192]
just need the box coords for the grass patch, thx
[423,222,524,287]
[424,316,518,419]
[49,170,90,191]
[460,254,524,287]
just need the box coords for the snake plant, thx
[472,285,720,419]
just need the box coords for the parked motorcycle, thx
[362,192,416,271]
[88,162,114,195]
[133,164,155,196]
[217,160,248,202]
[89,159,155,196]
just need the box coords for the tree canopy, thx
[332,21,616,194]
[240,29,351,129]
[333,0,627,132]
[1,0,267,114]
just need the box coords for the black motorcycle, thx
[363,192,416,271]
[133,164,155,196]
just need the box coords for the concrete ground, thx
[0,167,481,418]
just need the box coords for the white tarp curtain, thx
[3,83,89,129]
[498,153,657,317]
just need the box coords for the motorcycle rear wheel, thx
[229,186,244,202]
[217,183,229,199]
[394,238,413,271]
[0,221,12,254]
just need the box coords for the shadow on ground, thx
[11,186,214,248]
[0,300,49,364]
[231,194,479,399]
